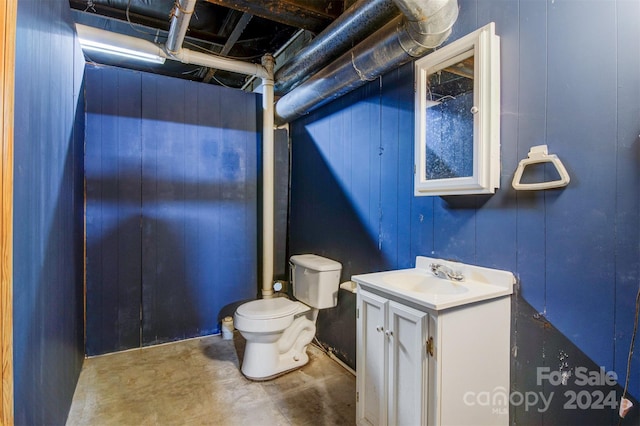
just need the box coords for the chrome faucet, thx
[429,263,464,282]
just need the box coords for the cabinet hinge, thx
[356,308,359,319]
[356,391,359,402]
[426,336,434,357]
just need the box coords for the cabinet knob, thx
[385,330,393,337]
[376,326,384,332]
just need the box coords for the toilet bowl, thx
[234,254,342,380]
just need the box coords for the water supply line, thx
[274,0,459,124]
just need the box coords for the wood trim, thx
[0,0,16,425]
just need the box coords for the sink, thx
[352,256,515,310]
[381,272,468,295]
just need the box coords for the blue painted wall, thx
[289,0,640,410]
[12,0,86,424]
[85,65,259,355]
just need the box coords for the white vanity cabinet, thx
[353,257,514,426]
[357,289,435,426]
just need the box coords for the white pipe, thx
[166,0,197,54]
[260,54,276,298]
[172,48,268,78]
[75,24,269,78]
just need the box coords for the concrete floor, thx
[67,333,356,425]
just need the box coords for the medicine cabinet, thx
[414,23,500,196]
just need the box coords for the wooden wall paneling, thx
[85,66,142,355]
[348,81,383,275]
[287,119,308,256]
[432,196,476,262]
[11,1,85,421]
[409,44,435,263]
[474,3,518,272]
[138,76,259,344]
[409,193,435,261]
[140,73,161,344]
[450,0,478,42]
[113,68,143,349]
[274,128,289,280]
[380,65,413,270]
[394,64,414,270]
[84,66,105,355]
[544,2,617,368]
[430,2,477,264]
[194,81,224,321]
[613,0,640,399]
[0,0,16,423]
[306,85,381,369]
[142,74,190,344]
[213,85,257,319]
[514,0,548,316]
[183,80,208,335]
[308,98,340,258]
[379,69,401,269]
[289,99,334,257]
[86,67,261,348]
[510,4,548,423]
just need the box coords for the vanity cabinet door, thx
[387,301,429,426]
[357,289,431,426]
[357,290,388,426]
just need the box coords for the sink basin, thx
[352,256,515,310]
[381,272,468,295]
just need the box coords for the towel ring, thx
[512,145,570,190]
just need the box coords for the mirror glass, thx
[414,23,500,196]
[425,53,474,180]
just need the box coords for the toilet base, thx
[239,316,316,380]
[241,348,310,381]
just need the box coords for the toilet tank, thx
[290,254,342,309]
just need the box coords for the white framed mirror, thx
[414,22,500,196]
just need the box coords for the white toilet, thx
[234,254,342,380]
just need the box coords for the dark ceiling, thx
[70,0,352,88]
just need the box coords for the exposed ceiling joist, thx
[203,0,338,33]
[203,12,254,83]
[69,0,229,46]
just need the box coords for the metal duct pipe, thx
[275,0,458,124]
[274,0,400,95]
[166,0,197,54]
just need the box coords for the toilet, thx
[234,254,342,380]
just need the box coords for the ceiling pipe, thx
[274,0,459,124]
[165,0,197,54]
[76,24,268,78]
[274,0,400,95]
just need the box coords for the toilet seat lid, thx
[236,298,300,320]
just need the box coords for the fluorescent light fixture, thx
[79,38,166,64]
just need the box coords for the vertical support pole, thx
[261,54,275,298]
